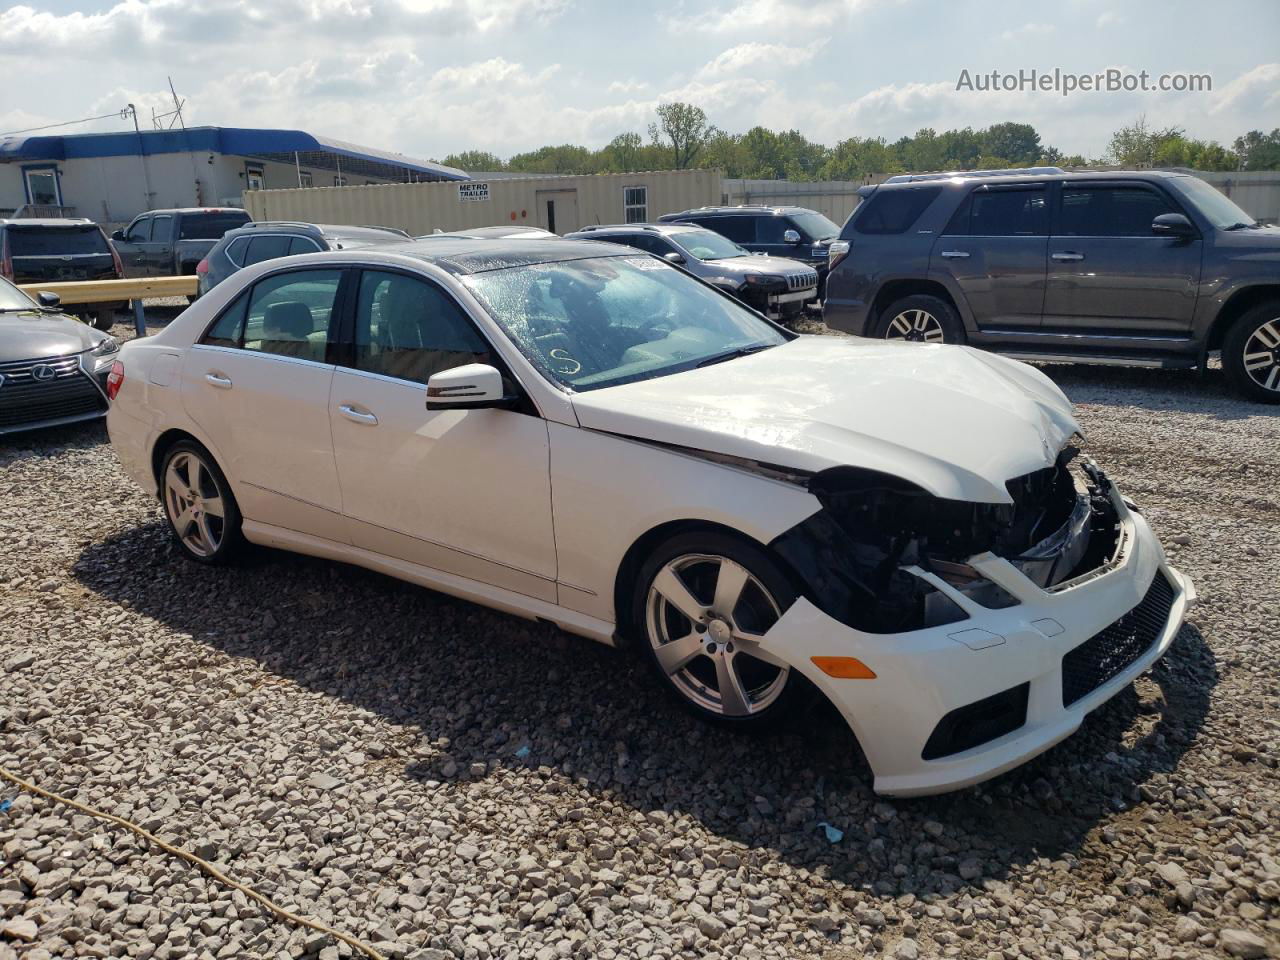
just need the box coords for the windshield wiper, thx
[696,344,775,368]
[1223,221,1257,231]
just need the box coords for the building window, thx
[298,171,313,188]
[245,164,265,191]
[624,186,647,224]
[23,166,61,207]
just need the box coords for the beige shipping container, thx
[242,169,722,235]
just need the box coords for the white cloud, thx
[608,79,649,95]
[696,40,826,78]
[680,0,880,33]
[1208,62,1280,116]
[1096,11,1124,28]
[999,22,1054,42]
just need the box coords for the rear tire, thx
[876,294,965,345]
[91,309,115,332]
[1223,302,1280,404]
[630,530,808,732]
[159,440,245,565]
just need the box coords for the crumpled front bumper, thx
[758,485,1195,796]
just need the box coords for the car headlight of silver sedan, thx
[90,336,120,369]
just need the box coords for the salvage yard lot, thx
[2,317,1278,960]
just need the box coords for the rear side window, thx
[1057,186,1176,237]
[7,226,111,256]
[179,213,252,240]
[853,188,941,235]
[242,235,292,266]
[947,188,1047,237]
[201,269,342,362]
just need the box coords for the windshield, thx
[463,255,786,392]
[7,226,110,256]
[1174,176,1257,230]
[788,211,841,240]
[674,229,750,261]
[0,277,38,310]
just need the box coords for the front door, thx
[328,268,558,601]
[114,215,153,277]
[143,213,174,276]
[180,266,348,541]
[1043,183,1202,335]
[536,190,580,235]
[929,184,1049,330]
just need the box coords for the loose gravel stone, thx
[1,326,1278,959]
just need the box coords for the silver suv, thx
[566,223,818,323]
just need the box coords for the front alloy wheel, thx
[1224,304,1280,404]
[636,533,807,730]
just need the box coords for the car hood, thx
[0,311,100,361]
[570,336,1081,504]
[703,255,816,277]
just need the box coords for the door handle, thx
[205,372,232,388]
[939,250,970,259]
[338,404,378,425]
[1051,252,1085,261]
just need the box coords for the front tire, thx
[1223,303,1280,404]
[876,294,965,344]
[631,531,807,731]
[91,309,115,331]
[160,441,244,564]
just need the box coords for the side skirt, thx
[240,519,618,647]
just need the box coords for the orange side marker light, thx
[811,656,877,679]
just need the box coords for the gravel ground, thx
[2,312,1278,960]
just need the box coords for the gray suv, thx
[823,168,1280,403]
[565,223,818,323]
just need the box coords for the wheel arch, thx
[1203,284,1280,358]
[869,278,966,336]
[151,428,217,492]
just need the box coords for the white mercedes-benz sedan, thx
[106,238,1195,796]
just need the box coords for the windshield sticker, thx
[625,257,669,271]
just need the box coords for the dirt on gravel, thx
[1,319,1277,960]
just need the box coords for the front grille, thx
[786,271,818,291]
[0,353,105,430]
[1061,571,1176,707]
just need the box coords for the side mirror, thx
[426,363,515,411]
[782,229,801,244]
[663,251,686,265]
[111,229,125,242]
[1151,213,1194,239]
[36,291,61,308]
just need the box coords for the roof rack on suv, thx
[883,166,1065,184]
[574,224,669,233]
[239,220,320,231]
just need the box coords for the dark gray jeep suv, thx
[823,168,1280,402]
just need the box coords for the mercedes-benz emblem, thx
[30,364,57,382]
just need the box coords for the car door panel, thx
[328,268,558,601]
[179,268,348,541]
[1044,184,1201,335]
[114,217,151,277]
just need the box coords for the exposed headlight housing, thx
[90,337,119,369]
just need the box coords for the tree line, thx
[441,103,1280,179]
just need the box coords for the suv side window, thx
[618,234,673,256]
[965,187,1047,236]
[353,270,491,384]
[125,217,152,243]
[1058,186,1176,237]
[705,216,756,244]
[755,217,789,244]
[150,215,174,244]
[242,235,292,266]
[288,236,323,255]
[854,188,942,235]
[201,269,342,362]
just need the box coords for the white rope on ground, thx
[0,766,386,960]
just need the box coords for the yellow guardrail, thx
[19,275,197,305]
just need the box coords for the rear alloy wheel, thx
[877,294,965,345]
[634,532,806,730]
[1224,304,1280,404]
[161,442,244,564]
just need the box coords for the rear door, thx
[113,216,152,277]
[181,266,349,541]
[929,184,1049,330]
[1043,182,1201,335]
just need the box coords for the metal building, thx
[242,169,723,235]
[0,126,467,228]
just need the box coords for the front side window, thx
[854,187,941,235]
[703,216,756,244]
[788,211,840,241]
[288,236,322,255]
[607,234,671,257]
[1170,175,1255,230]
[354,270,491,384]
[242,235,292,266]
[202,269,342,362]
[1057,187,1176,237]
[755,217,788,244]
[125,217,152,243]
[623,186,648,224]
[463,255,787,392]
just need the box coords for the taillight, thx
[828,240,850,271]
[106,360,125,401]
[0,236,11,280]
[196,258,209,275]
[109,243,124,278]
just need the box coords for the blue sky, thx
[2,0,1277,163]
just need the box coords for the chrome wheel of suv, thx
[886,308,945,343]
[1242,318,1280,393]
[1225,304,1280,404]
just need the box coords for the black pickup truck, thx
[111,208,251,278]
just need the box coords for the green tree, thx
[1105,116,1185,166]
[649,102,716,169]
[1233,129,1280,170]
[600,132,644,172]
[819,137,899,179]
[441,150,504,172]
[981,122,1042,165]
